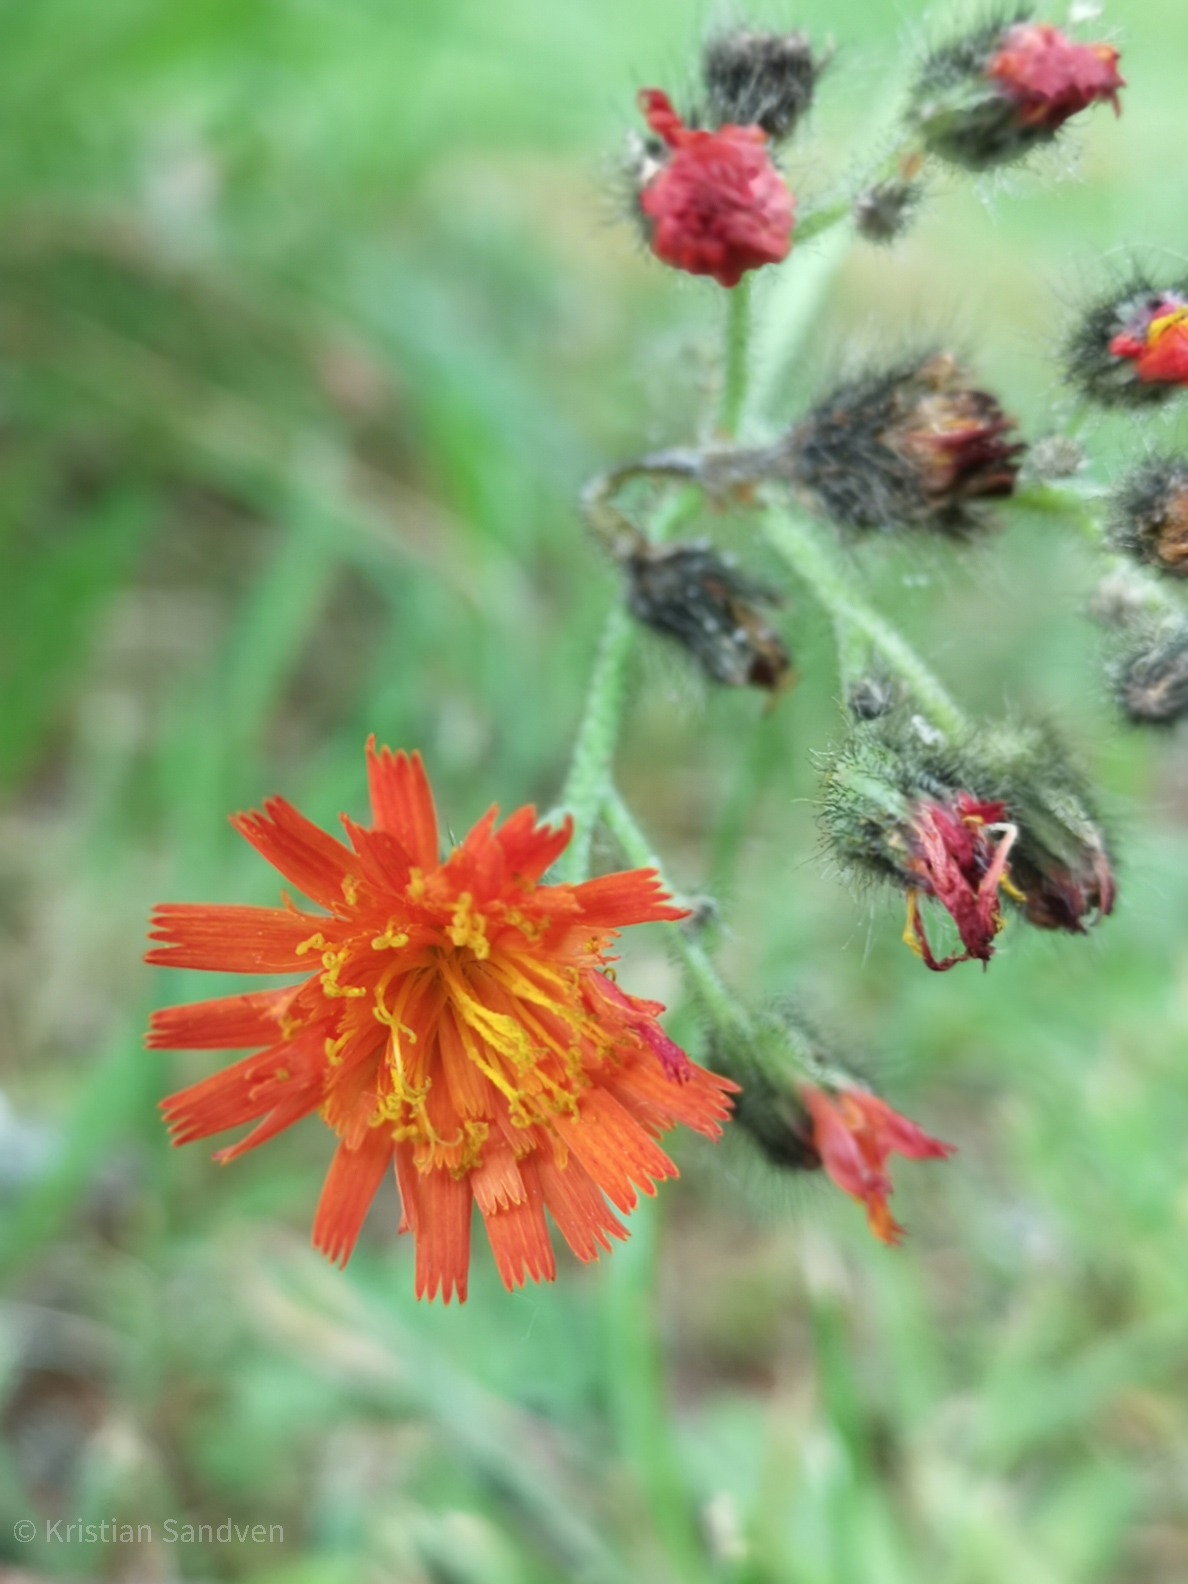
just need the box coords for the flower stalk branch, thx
[600,784,753,1041]
[762,505,972,739]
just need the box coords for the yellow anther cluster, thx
[446,892,489,959]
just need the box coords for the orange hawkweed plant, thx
[146,740,736,1301]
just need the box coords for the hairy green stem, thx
[719,276,752,439]
[601,785,753,1039]
[763,506,971,740]
[561,276,761,879]
[556,604,636,884]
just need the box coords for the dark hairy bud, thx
[702,28,820,141]
[1114,627,1188,725]
[779,352,1024,536]
[909,11,1123,173]
[1110,456,1188,574]
[625,539,792,691]
[853,177,922,244]
[1064,277,1188,408]
[848,674,899,721]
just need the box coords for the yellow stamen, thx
[446,892,489,959]
[902,890,925,959]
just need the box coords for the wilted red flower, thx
[1109,297,1188,386]
[146,741,736,1302]
[636,88,794,288]
[988,22,1123,131]
[801,1083,954,1244]
[904,793,1020,971]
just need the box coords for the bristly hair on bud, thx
[820,716,1114,968]
[1113,624,1188,726]
[625,539,792,693]
[1110,456,1188,576]
[909,8,1123,173]
[1064,274,1188,408]
[711,1006,954,1245]
[777,352,1025,537]
[702,28,821,142]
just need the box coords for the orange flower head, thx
[146,740,736,1301]
[1109,296,1188,386]
[801,1083,954,1244]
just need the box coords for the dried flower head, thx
[1114,626,1188,725]
[1110,456,1188,575]
[714,1009,953,1244]
[635,88,794,288]
[1065,279,1188,407]
[821,721,1114,967]
[146,741,736,1301]
[781,352,1024,536]
[625,539,792,691]
[702,28,820,141]
[911,12,1123,172]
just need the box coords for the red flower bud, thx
[636,88,794,289]
[801,1083,954,1245]
[912,16,1123,171]
[987,22,1123,132]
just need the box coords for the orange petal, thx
[366,740,439,869]
[536,1150,627,1262]
[159,1031,323,1145]
[554,1087,678,1214]
[146,987,302,1050]
[480,1155,556,1290]
[146,905,325,973]
[312,1127,394,1267]
[495,806,573,885]
[231,798,359,911]
[470,1138,527,1217]
[572,870,689,926]
[339,816,414,895]
[412,1167,472,1304]
[608,1058,736,1139]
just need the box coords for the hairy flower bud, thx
[1114,626,1188,725]
[1065,278,1188,407]
[1110,456,1188,574]
[853,177,922,244]
[625,539,792,691]
[714,1009,953,1244]
[910,14,1123,172]
[702,28,820,142]
[821,720,1114,968]
[635,88,795,288]
[780,353,1024,536]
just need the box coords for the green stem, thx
[763,506,971,740]
[557,604,636,883]
[601,784,752,1039]
[719,276,752,439]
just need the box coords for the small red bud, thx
[634,89,794,289]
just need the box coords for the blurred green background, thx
[2,0,1188,1579]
